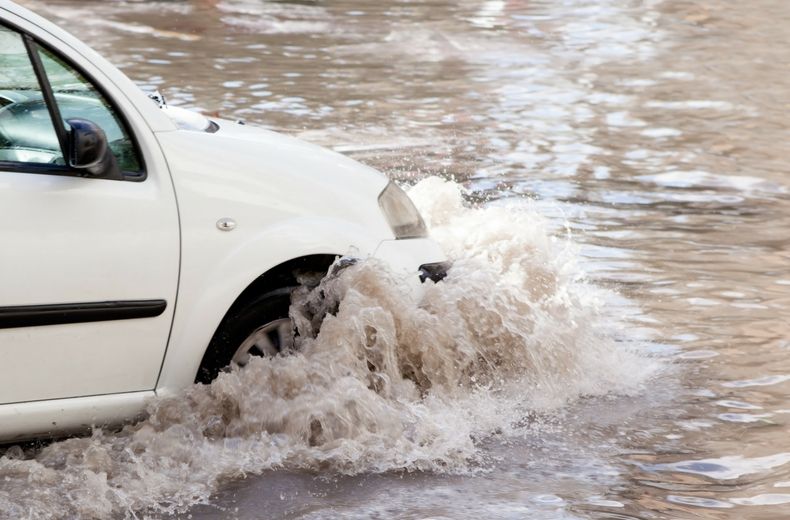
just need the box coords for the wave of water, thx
[0,177,657,519]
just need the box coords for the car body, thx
[0,1,446,442]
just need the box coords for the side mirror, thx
[66,118,122,180]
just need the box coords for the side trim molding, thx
[0,300,167,329]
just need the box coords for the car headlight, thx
[378,181,428,239]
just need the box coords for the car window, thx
[37,47,142,173]
[0,26,65,165]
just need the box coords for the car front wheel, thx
[196,287,294,384]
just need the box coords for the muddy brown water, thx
[3,0,790,519]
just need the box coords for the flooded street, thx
[4,0,790,518]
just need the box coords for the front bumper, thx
[372,237,449,295]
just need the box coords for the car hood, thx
[208,117,390,192]
[156,106,390,203]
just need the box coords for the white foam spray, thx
[0,177,657,519]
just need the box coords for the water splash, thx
[0,177,656,519]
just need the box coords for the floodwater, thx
[3,0,790,519]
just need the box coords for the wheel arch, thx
[157,253,342,391]
[193,253,339,384]
[221,254,338,319]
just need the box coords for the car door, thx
[0,23,179,404]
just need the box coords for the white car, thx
[0,1,447,442]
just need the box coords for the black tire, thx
[196,287,294,384]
